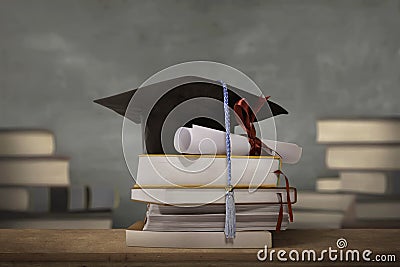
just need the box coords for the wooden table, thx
[0,229,399,266]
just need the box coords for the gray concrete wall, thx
[1,0,399,227]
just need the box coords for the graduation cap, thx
[94,76,288,154]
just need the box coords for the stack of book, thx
[0,129,118,229]
[126,154,297,248]
[295,118,400,229]
[93,75,301,247]
[290,191,355,229]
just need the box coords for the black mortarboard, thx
[94,76,288,154]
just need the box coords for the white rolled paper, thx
[174,125,302,164]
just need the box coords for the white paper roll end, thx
[174,127,192,153]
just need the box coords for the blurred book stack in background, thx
[294,118,400,229]
[0,129,118,229]
[289,191,355,229]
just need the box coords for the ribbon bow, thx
[233,96,275,156]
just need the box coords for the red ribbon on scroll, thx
[233,96,269,156]
[233,97,294,230]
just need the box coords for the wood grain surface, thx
[0,229,399,266]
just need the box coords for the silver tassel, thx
[224,188,236,239]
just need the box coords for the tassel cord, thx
[221,80,236,239]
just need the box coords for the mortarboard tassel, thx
[225,188,236,239]
[220,80,236,239]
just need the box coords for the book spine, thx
[25,186,117,213]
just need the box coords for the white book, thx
[126,230,272,248]
[295,192,355,212]
[289,211,344,229]
[340,171,400,195]
[0,157,70,186]
[0,188,29,211]
[144,223,288,232]
[326,145,400,170]
[136,154,280,187]
[0,129,55,156]
[316,173,400,195]
[317,119,400,144]
[150,203,285,214]
[145,203,288,231]
[144,213,289,231]
[131,187,297,205]
[316,177,341,193]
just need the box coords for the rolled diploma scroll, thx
[174,125,302,164]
